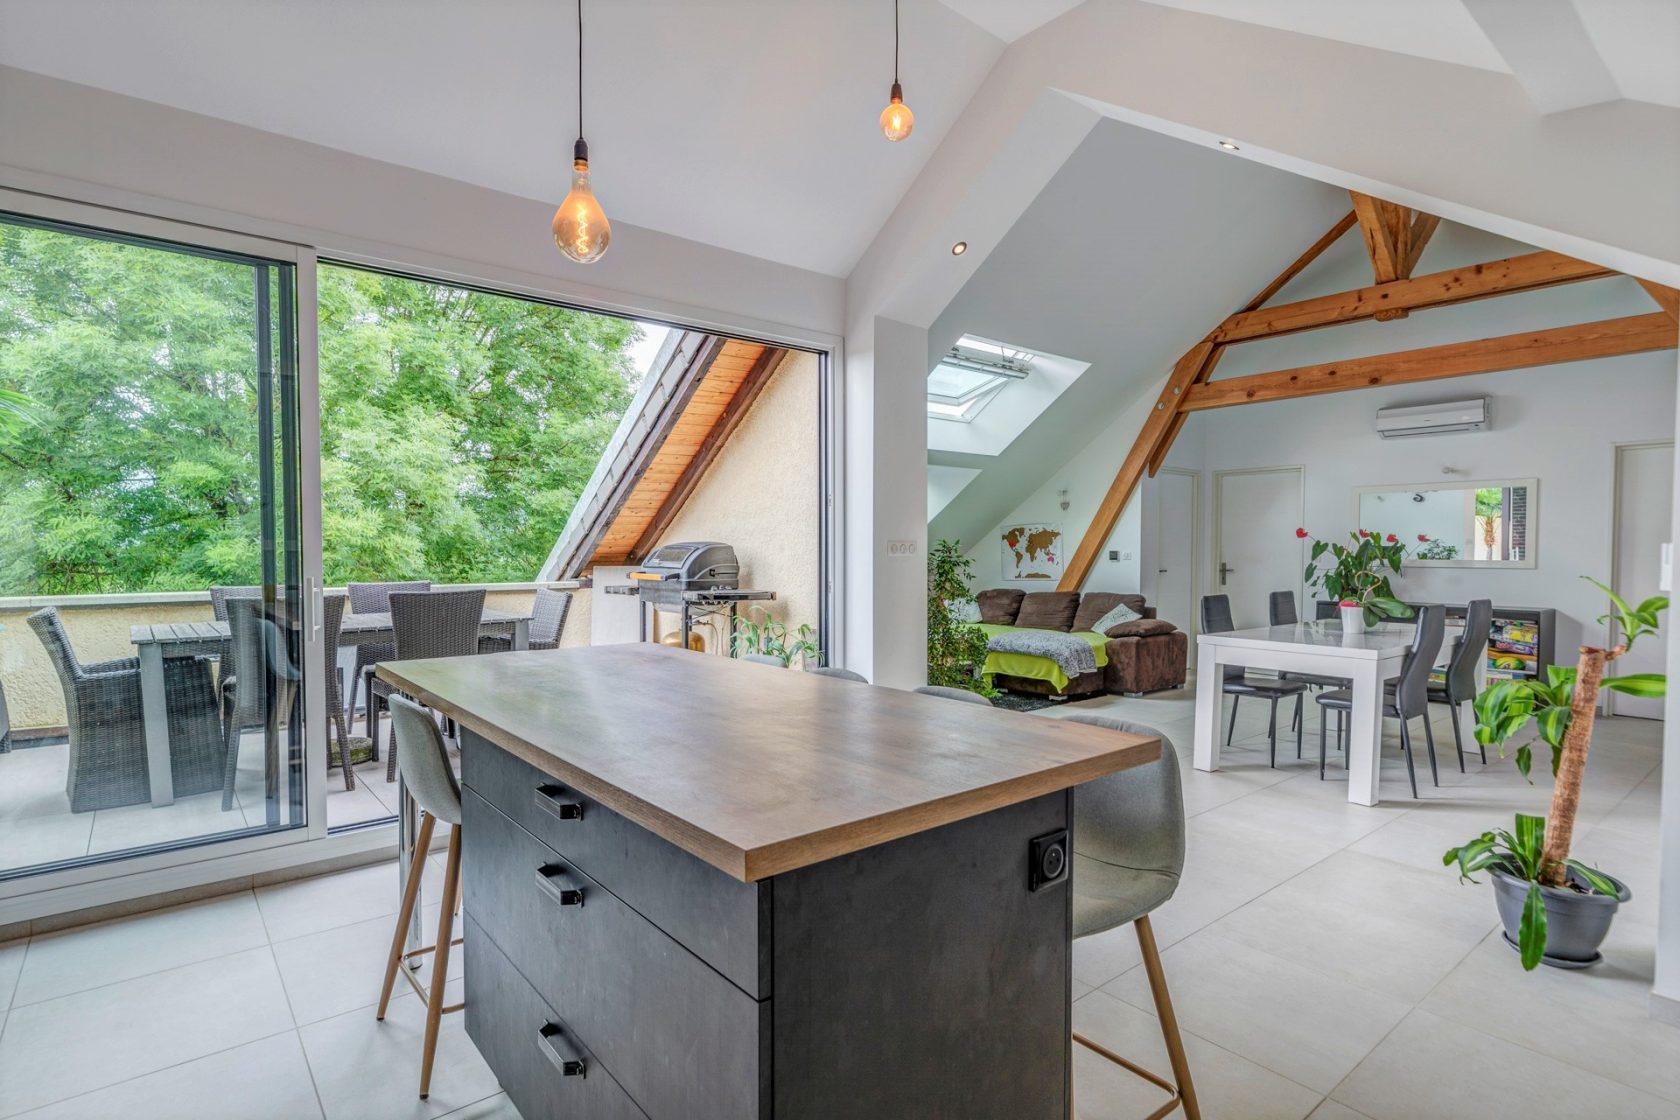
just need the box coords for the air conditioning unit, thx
[1375,397,1489,439]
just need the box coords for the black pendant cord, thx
[575,0,587,160]
[893,0,900,85]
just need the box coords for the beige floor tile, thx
[0,747,73,822]
[7,1031,322,1120]
[256,859,440,944]
[1073,989,1322,1120]
[435,1094,519,1120]
[1332,1009,1678,1120]
[0,947,295,1117]
[298,978,497,1120]
[1306,1102,1375,1120]
[271,903,446,1026]
[86,789,251,856]
[1103,930,1410,1094]
[0,810,91,874]
[12,892,268,1008]
[0,939,25,1011]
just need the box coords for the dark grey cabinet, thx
[460,729,1072,1120]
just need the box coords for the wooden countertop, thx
[378,645,1160,882]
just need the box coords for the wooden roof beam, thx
[1351,191,1442,319]
[1180,313,1677,413]
[1636,278,1680,325]
[1209,250,1613,345]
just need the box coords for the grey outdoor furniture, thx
[0,677,10,754]
[29,606,222,812]
[218,597,296,811]
[1317,603,1446,797]
[809,666,868,683]
[913,685,993,706]
[347,580,431,740]
[378,693,465,1101]
[1200,594,1307,766]
[371,589,486,782]
[1059,714,1201,1119]
[208,585,263,622]
[478,588,570,653]
[320,593,358,790]
[739,652,786,667]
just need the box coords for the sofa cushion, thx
[1088,600,1142,634]
[1015,591,1081,632]
[1106,618,1178,639]
[977,588,1025,625]
[1073,592,1149,632]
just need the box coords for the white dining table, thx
[1193,621,1473,806]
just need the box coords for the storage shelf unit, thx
[1314,601,1557,681]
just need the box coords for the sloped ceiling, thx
[927,118,1346,552]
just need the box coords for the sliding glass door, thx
[0,207,315,879]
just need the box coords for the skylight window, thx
[927,336,1033,423]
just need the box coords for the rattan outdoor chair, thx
[29,606,222,812]
[345,580,430,742]
[218,597,297,810]
[369,589,486,782]
[478,587,571,653]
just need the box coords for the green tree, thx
[0,219,640,594]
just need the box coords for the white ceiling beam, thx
[1463,0,1623,115]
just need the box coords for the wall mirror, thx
[1354,478,1537,568]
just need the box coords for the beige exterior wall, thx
[1,586,563,732]
[651,350,821,657]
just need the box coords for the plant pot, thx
[1491,866,1630,969]
[1339,605,1366,636]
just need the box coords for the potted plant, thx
[1444,578,1666,969]
[731,609,823,668]
[1298,528,1416,630]
[927,539,997,699]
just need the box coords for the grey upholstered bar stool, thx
[377,693,465,1101]
[739,652,786,667]
[1061,714,1201,1120]
[809,666,868,683]
[913,684,993,705]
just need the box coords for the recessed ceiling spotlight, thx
[951,241,968,256]
[1218,140,1240,151]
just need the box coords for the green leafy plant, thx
[1446,576,1666,969]
[731,609,822,668]
[1444,813,1618,970]
[927,539,995,698]
[1415,538,1460,560]
[1298,528,1415,625]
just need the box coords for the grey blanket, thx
[986,628,1098,679]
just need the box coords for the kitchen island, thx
[377,644,1159,1120]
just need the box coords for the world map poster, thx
[1001,523,1063,581]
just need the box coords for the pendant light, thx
[879,0,914,142]
[553,0,611,263]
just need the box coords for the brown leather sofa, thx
[976,589,1189,697]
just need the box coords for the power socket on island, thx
[1028,828,1069,892]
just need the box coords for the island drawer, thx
[464,916,650,1120]
[460,729,768,998]
[464,787,769,1120]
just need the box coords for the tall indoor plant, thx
[1445,578,1666,969]
[927,539,996,698]
[1299,528,1416,628]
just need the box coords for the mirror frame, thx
[1352,478,1538,569]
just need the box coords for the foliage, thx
[1472,579,1667,782]
[1414,538,1460,560]
[730,608,822,669]
[1299,528,1415,626]
[0,221,640,594]
[926,539,995,698]
[1444,813,1618,970]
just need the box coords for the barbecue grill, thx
[608,541,775,649]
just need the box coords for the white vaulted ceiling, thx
[0,0,1005,277]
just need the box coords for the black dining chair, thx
[1200,594,1307,767]
[1429,598,1492,771]
[1270,590,1349,733]
[370,589,486,782]
[1316,603,1445,798]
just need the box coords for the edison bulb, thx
[552,157,611,264]
[880,83,913,142]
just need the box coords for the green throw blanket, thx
[975,624,1109,693]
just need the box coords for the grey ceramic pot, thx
[1491,866,1630,969]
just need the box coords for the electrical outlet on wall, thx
[887,540,918,558]
[1108,550,1119,561]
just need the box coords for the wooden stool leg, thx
[377,812,435,1021]
[419,825,463,1100]
[1136,915,1201,1120]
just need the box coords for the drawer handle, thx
[534,785,585,822]
[537,1023,588,1078]
[535,865,586,908]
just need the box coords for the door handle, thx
[1218,562,1233,585]
[1158,568,1169,574]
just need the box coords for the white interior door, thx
[1154,469,1198,660]
[1610,442,1673,719]
[1215,467,1304,630]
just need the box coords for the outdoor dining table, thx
[1192,619,1476,806]
[129,606,532,809]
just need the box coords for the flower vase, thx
[1340,604,1367,636]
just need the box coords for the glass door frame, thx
[0,188,332,913]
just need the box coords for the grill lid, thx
[631,541,740,586]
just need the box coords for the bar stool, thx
[809,666,869,683]
[377,693,465,1100]
[913,684,993,706]
[1061,714,1201,1120]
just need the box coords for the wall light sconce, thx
[1058,489,1070,512]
